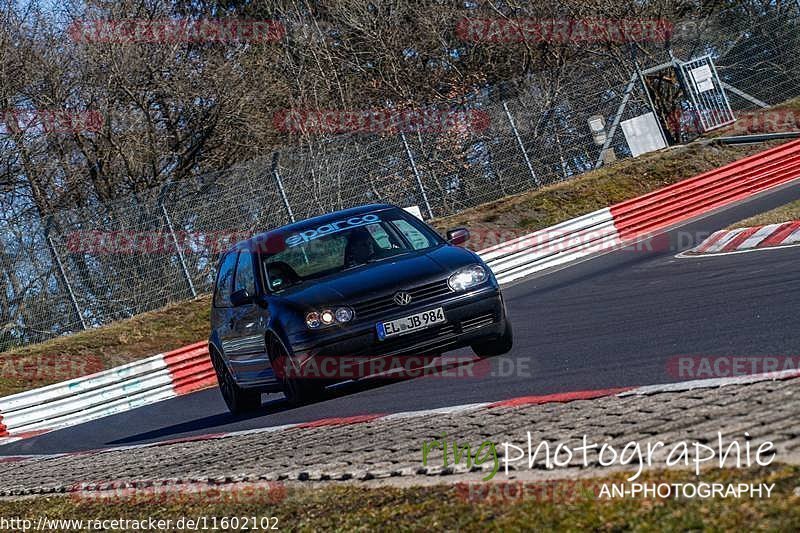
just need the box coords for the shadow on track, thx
[107,353,485,446]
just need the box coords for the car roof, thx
[229,203,399,254]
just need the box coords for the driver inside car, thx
[265,260,301,291]
[344,227,377,267]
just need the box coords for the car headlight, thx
[306,306,354,329]
[448,264,487,292]
[335,307,354,323]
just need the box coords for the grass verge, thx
[0,138,794,397]
[726,198,800,229]
[0,466,797,531]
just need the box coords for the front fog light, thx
[306,312,321,328]
[448,264,488,291]
[335,307,354,323]
[320,309,335,325]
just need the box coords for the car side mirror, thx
[230,288,253,307]
[446,228,470,246]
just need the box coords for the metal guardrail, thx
[0,342,213,439]
[477,208,620,285]
[712,132,800,145]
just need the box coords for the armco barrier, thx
[611,139,800,240]
[479,138,800,283]
[2,139,800,442]
[477,208,620,284]
[0,342,213,440]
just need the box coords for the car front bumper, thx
[287,284,506,371]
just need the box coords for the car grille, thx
[353,279,452,319]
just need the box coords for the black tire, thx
[268,337,325,406]
[471,319,513,358]
[211,349,262,415]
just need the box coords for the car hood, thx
[280,245,479,307]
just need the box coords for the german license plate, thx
[376,307,446,340]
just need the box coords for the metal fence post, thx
[594,74,637,169]
[400,131,434,219]
[721,82,768,108]
[503,102,541,187]
[634,59,669,149]
[46,234,87,330]
[160,199,197,298]
[271,152,295,222]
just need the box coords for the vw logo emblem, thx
[393,291,412,306]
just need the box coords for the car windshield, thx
[261,210,442,292]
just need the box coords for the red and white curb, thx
[4,370,799,464]
[0,343,215,445]
[680,221,800,257]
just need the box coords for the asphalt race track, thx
[5,182,800,456]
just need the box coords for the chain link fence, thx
[2,5,800,349]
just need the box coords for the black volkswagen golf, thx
[209,204,512,414]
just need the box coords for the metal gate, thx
[676,55,735,132]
